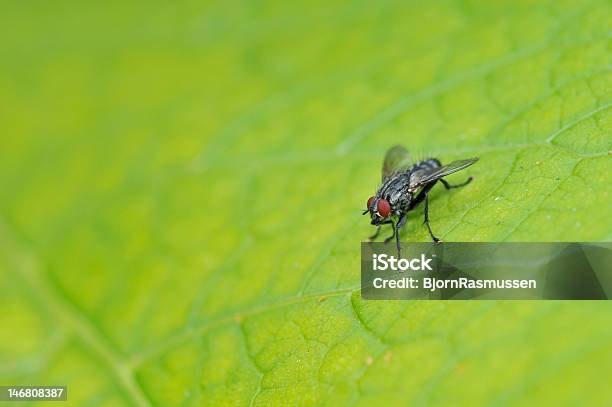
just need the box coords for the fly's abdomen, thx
[414,158,441,170]
[408,158,441,189]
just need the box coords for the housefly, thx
[363,145,478,253]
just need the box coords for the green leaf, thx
[0,0,611,406]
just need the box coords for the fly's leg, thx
[393,214,408,256]
[440,177,472,189]
[408,182,441,242]
[423,192,441,243]
[408,182,436,210]
[369,226,381,240]
[384,220,396,243]
[369,220,392,241]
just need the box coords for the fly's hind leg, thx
[440,176,473,189]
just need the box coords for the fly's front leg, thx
[369,220,392,241]
[440,177,472,189]
[369,226,381,240]
[423,192,441,243]
[384,220,396,243]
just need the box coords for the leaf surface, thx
[0,0,611,406]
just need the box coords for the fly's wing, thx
[382,145,412,181]
[412,157,479,187]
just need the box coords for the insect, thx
[363,145,478,253]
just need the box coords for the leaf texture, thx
[0,0,611,406]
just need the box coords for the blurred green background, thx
[1,0,611,406]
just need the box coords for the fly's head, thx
[363,195,392,225]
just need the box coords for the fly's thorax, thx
[377,173,413,213]
[391,192,412,214]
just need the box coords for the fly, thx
[363,145,478,254]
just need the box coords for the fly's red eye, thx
[367,196,375,209]
[377,199,391,217]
